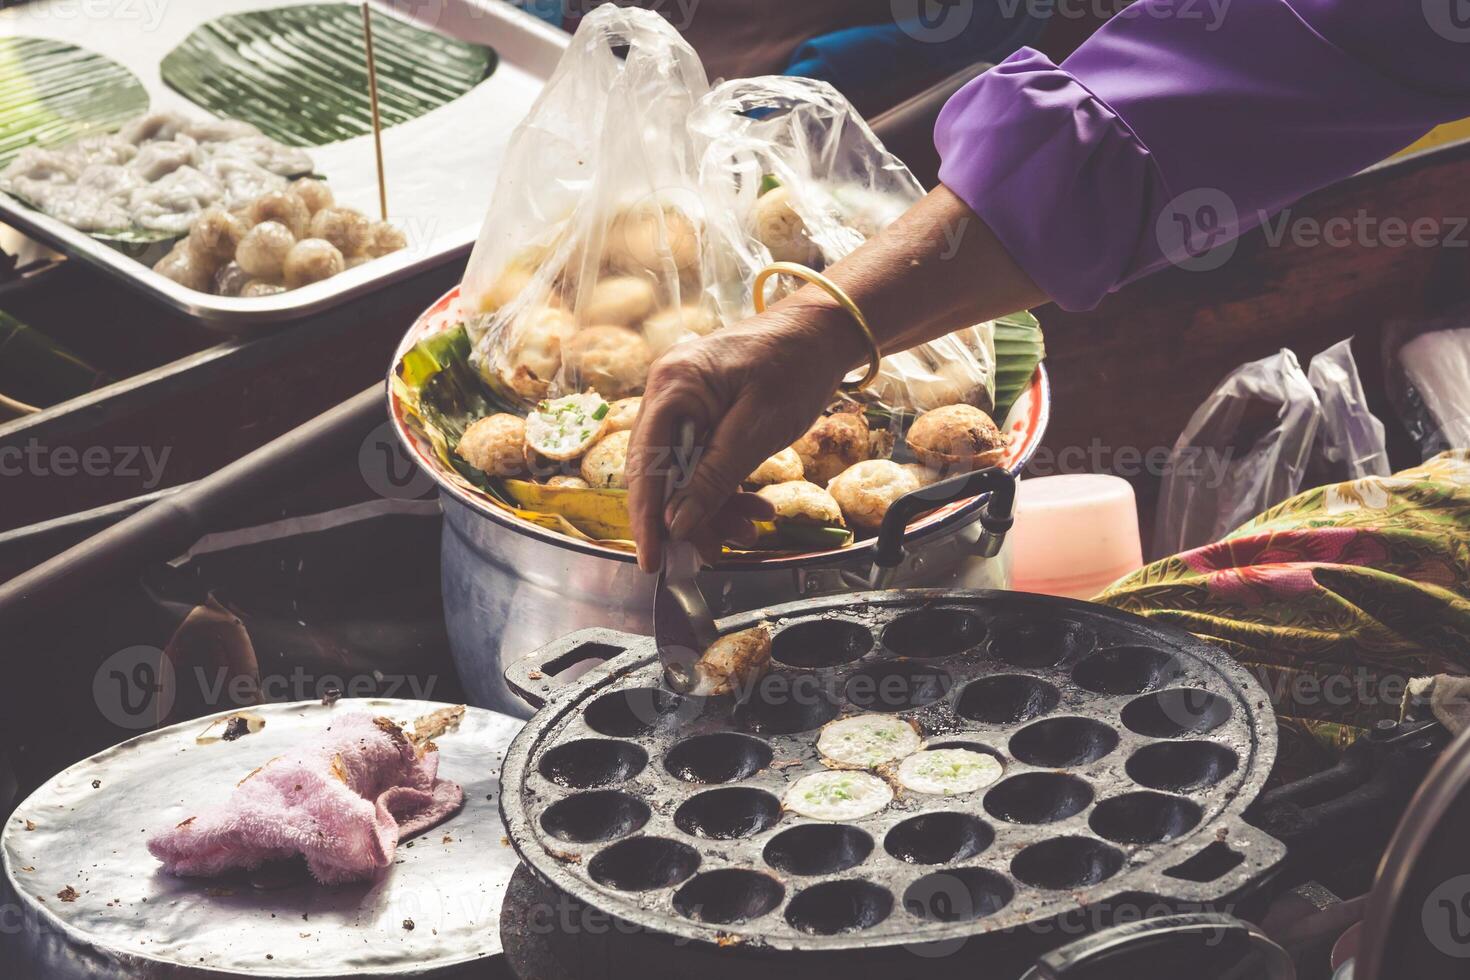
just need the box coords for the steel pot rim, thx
[388,287,1051,570]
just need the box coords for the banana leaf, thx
[160,4,497,147]
[395,312,1043,550]
[0,37,148,168]
[994,310,1046,421]
[502,480,633,542]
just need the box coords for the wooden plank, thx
[1034,140,1470,553]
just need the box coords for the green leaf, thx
[993,311,1046,421]
[160,3,498,147]
[0,37,149,168]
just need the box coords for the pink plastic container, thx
[1009,474,1144,600]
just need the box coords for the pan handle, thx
[503,627,646,710]
[871,466,1016,572]
[1022,913,1294,980]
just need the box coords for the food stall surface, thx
[0,0,566,331]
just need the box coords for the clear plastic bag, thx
[1385,307,1470,459]
[693,75,997,415]
[1155,349,1322,556]
[1306,338,1389,483]
[458,8,996,418]
[459,6,713,405]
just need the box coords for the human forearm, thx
[769,184,1048,375]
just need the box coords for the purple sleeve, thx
[935,0,1470,311]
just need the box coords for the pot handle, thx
[504,627,645,710]
[870,466,1016,573]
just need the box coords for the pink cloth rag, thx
[147,713,465,885]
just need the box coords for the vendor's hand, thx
[627,298,866,573]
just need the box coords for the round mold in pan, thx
[499,589,1283,954]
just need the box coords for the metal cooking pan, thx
[497,589,1284,971]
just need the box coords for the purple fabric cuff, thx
[936,0,1470,311]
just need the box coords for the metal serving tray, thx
[4,698,525,979]
[0,0,567,333]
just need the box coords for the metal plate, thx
[3,699,525,978]
[501,590,1284,953]
[0,0,566,332]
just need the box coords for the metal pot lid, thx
[3,699,524,979]
[387,287,1052,570]
[499,590,1284,954]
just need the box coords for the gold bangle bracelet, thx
[753,261,883,392]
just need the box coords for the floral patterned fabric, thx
[1099,451,1470,777]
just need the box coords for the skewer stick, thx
[361,3,388,221]
[0,390,40,417]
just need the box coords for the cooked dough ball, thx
[152,243,214,293]
[605,397,641,433]
[245,189,310,238]
[282,238,345,288]
[580,430,632,489]
[289,177,333,213]
[213,260,251,297]
[642,304,719,357]
[455,413,528,477]
[366,221,407,257]
[308,207,372,257]
[606,202,701,278]
[235,220,296,281]
[792,412,870,486]
[746,447,803,487]
[903,462,942,487]
[687,624,772,698]
[582,276,656,328]
[240,279,287,297]
[560,325,651,401]
[753,184,820,265]
[906,404,1007,472]
[828,459,922,531]
[482,265,534,313]
[757,481,845,527]
[186,206,246,265]
[496,306,578,400]
[546,475,590,489]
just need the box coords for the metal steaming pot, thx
[431,368,1047,716]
